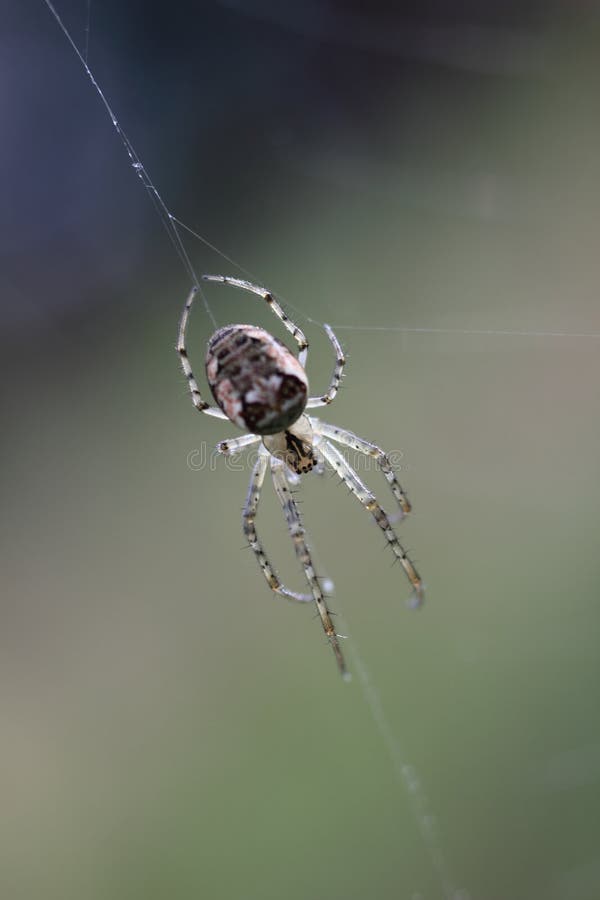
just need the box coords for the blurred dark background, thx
[3,2,600,899]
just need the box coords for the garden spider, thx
[177,275,423,678]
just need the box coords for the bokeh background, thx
[3,2,600,898]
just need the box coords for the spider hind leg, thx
[270,459,348,677]
[243,451,313,604]
[316,437,424,608]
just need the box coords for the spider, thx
[177,275,423,678]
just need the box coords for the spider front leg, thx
[270,459,349,678]
[243,449,313,604]
[202,275,309,367]
[317,439,424,608]
[177,286,228,420]
[313,420,412,518]
[306,324,346,408]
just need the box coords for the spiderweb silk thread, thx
[43,0,600,346]
[346,631,468,900]
[42,5,472,896]
[42,0,220,329]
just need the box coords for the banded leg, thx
[177,286,228,419]
[313,420,412,518]
[216,434,260,455]
[317,439,424,608]
[243,450,313,604]
[271,459,348,678]
[306,324,346,408]
[202,275,309,367]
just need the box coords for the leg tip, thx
[407,586,425,609]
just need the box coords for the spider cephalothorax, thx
[178,274,423,678]
[262,416,317,474]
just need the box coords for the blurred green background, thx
[3,2,600,898]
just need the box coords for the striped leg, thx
[177,286,228,419]
[313,420,412,518]
[243,450,312,604]
[216,434,260,455]
[306,324,346,408]
[202,275,309,367]
[317,439,424,608]
[270,459,349,678]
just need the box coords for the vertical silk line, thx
[347,633,469,900]
[42,0,219,328]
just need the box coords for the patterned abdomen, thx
[205,325,308,435]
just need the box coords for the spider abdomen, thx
[205,325,308,435]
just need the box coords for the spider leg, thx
[270,458,349,678]
[243,449,313,604]
[202,275,309,367]
[306,324,346,409]
[216,434,260,455]
[317,439,424,608]
[312,420,412,518]
[177,286,228,419]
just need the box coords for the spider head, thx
[263,416,316,475]
[282,431,317,474]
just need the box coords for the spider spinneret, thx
[177,274,423,679]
